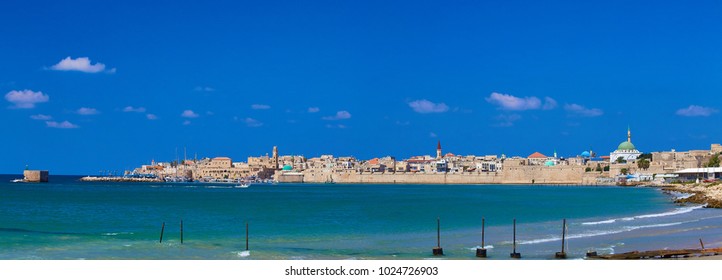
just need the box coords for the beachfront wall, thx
[298,165,590,185]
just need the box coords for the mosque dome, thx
[544,160,556,167]
[617,141,636,151]
[282,165,293,171]
[581,151,591,158]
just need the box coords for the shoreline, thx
[660,182,722,209]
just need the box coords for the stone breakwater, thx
[666,182,722,208]
[79,176,162,182]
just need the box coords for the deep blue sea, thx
[1,175,721,260]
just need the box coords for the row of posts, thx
[158,220,249,252]
[434,217,585,259]
[155,218,595,259]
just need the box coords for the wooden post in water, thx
[432,217,444,256]
[180,220,184,244]
[510,219,521,259]
[245,222,249,251]
[159,222,165,243]
[700,238,705,250]
[555,219,567,259]
[476,217,487,258]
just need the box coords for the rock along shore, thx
[663,182,722,208]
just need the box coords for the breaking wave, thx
[582,204,705,226]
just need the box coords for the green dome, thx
[617,141,636,151]
[544,160,556,167]
[282,165,293,171]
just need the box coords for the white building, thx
[610,127,641,163]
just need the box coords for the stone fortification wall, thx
[23,170,49,182]
[296,165,588,185]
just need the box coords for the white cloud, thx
[146,114,158,120]
[5,89,49,109]
[325,124,346,129]
[486,92,541,111]
[564,104,603,117]
[181,110,199,118]
[46,121,78,129]
[429,132,437,138]
[244,118,263,127]
[322,110,352,120]
[194,86,215,92]
[77,107,99,115]
[408,99,449,113]
[30,114,52,120]
[123,106,146,113]
[50,56,114,73]
[494,114,522,127]
[308,107,320,113]
[251,104,271,110]
[676,105,718,117]
[183,120,191,125]
[542,97,558,110]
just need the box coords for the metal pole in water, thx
[476,217,487,258]
[245,222,249,251]
[555,219,567,259]
[700,238,705,250]
[159,222,165,243]
[510,218,521,259]
[180,220,183,244]
[432,217,444,256]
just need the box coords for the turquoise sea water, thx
[1,175,721,260]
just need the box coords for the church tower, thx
[273,146,279,169]
[436,141,442,159]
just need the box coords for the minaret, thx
[554,149,558,158]
[273,146,279,169]
[627,126,632,143]
[436,141,442,159]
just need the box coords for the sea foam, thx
[582,204,705,226]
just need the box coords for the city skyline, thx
[2,0,722,174]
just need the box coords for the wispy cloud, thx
[30,114,52,120]
[326,124,346,129]
[5,89,49,109]
[429,132,437,138]
[308,107,320,113]
[183,120,191,125]
[493,114,522,127]
[46,121,78,129]
[542,97,558,110]
[146,114,158,120]
[50,56,115,73]
[408,99,449,113]
[395,120,410,126]
[181,110,199,118]
[564,104,603,117]
[194,86,215,92]
[76,107,99,115]
[123,106,146,113]
[676,105,718,117]
[243,118,263,127]
[486,92,542,111]
[322,110,352,120]
[251,104,271,110]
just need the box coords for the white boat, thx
[11,179,24,183]
[235,183,250,188]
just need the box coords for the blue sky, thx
[1,0,721,175]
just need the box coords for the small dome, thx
[544,160,556,166]
[282,165,293,171]
[581,151,591,157]
[617,141,636,151]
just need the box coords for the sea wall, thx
[293,165,597,185]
